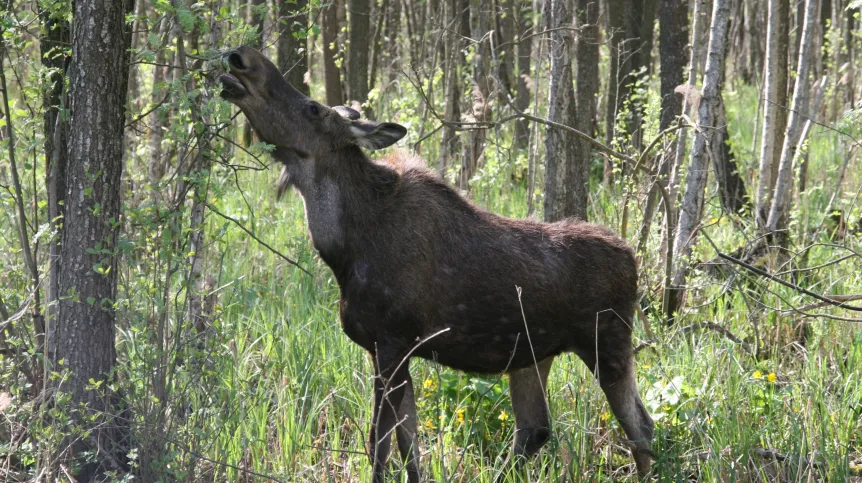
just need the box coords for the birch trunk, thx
[756,0,788,227]
[765,0,818,235]
[665,0,731,319]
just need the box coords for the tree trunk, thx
[38,4,71,360]
[347,0,371,106]
[796,75,828,198]
[322,1,344,106]
[513,0,533,149]
[756,0,790,228]
[495,0,516,104]
[148,15,173,185]
[844,5,857,108]
[543,0,583,222]
[54,0,132,476]
[765,0,818,236]
[711,22,748,216]
[243,0,267,145]
[666,0,731,320]
[460,0,491,190]
[572,0,599,219]
[635,0,688,254]
[383,0,402,88]
[604,0,657,179]
[440,0,464,177]
[277,0,310,95]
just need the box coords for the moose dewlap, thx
[219,46,655,481]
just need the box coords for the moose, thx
[219,46,654,481]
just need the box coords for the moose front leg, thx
[369,349,411,483]
[509,357,554,460]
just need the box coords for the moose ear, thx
[349,120,407,150]
[333,105,361,120]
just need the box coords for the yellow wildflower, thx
[423,378,434,390]
[456,408,466,423]
[767,372,777,383]
[752,370,762,379]
[600,411,611,421]
[498,410,509,421]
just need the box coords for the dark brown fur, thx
[219,46,654,482]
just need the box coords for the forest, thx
[0,0,861,481]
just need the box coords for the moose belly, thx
[413,297,576,374]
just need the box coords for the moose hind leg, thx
[593,351,654,476]
[509,357,554,459]
[395,374,421,483]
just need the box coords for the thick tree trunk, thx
[543,0,583,222]
[756,0,790,227]
[514,0,532,149]
[54,0,132,476]
[322,1,344,106]
[39,5,71,360]
[765,0,818,236]
[666,0,731,320]
[277,0,310,95]
[347,0,371,106]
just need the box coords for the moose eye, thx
[307,104,320,117]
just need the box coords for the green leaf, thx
[177,9,195,32]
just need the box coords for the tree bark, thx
[604,0,657,153]
[38,4,71,360]
[322,1,344,106]
[513,0,533,149]
[460,0,491,190]
[572,0,599,219]
[277,0,310,95]
[765,0,818,236]
[635,0,688,254]
[54,0,132,475]
[440,0,464,177]
[543,0,583,222]
[347,0,371,106]
[666,0,731,320]
[755,0,790,228]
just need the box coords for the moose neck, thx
[277,145,399,277]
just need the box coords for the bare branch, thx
[205,203,312,277]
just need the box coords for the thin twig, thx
[635,321,752,355]
[205,203,312,277]
[700,230,862,312]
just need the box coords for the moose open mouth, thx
[219,73,247,99]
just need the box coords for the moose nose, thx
[226,52,247,71]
